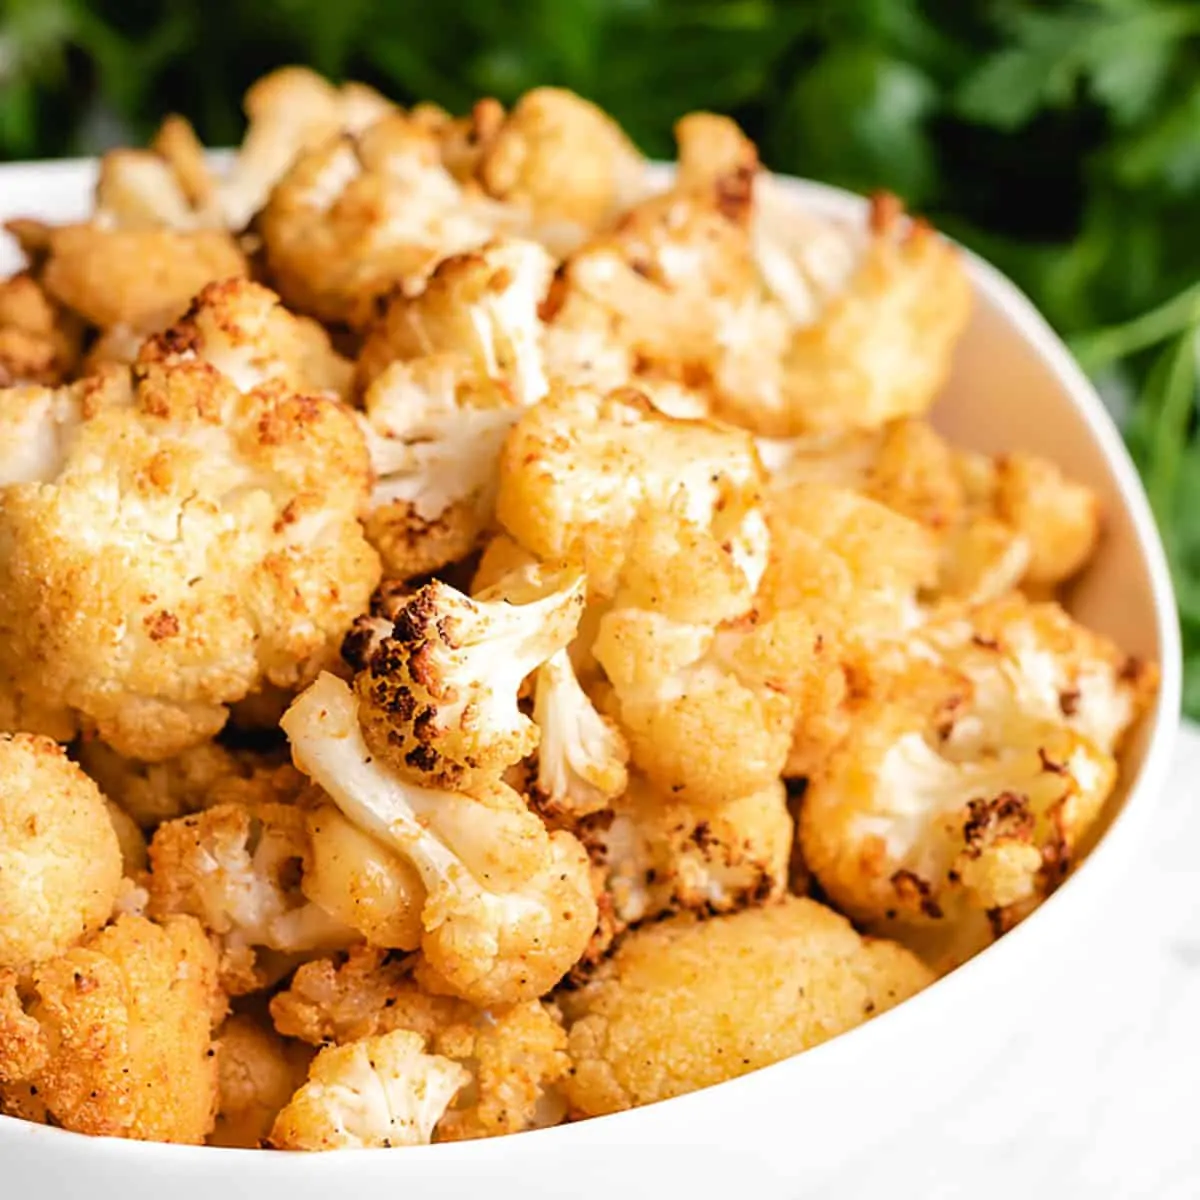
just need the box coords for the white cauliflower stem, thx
[282,673,597,1006]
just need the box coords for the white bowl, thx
[0,163,1181,1198]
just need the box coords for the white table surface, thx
[827,722,1200,1199]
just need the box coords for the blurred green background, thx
[3,0,1199,709]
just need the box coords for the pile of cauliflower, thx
[0,68,1157,1150]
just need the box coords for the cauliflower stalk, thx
[282,672,597,1006]
[345,562,585,789]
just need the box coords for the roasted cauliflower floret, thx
[357,236,553,396]
[0,272,81,385]
[210,1013,312,1148]
[147,801,352,993]
[0,281,379,760]
[268,1028,468,1151]
[282,673,597,1006]
[260,114,514,329]
[354,239,555,577]
[475,87,645,240]
[78,737,304,828]
[345,563,584,789]
[758,191,971,435]
[496,384,765,598]
[217,67,394,232]
[529,649,629,823]
[765,420,1102,599]
[918,593,1158,756]
[558,897,932,1116]
[583,774,792,930]
[0,914,224,1142]
[271,947,568,1141]
[799,692,1117,968]
[0,733,123,970]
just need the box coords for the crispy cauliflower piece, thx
[39,224,247,333]
[0,272,81,385]
[0,377,94,490]
[0,733,122,970]
[475,87,646,241]
[0,914,224,1142]
[918,593,1158,756]
[260,113,517,329]
[269,1028,468,1150]
[765,419,1102,598]
[799,683,1118,967]
[356,236,553,395]
[558,896,931,1116]
[354,239,554,577]
[0,280,379,760]
[549,116,969,437]
[344,562,584,788]
[529,649,629,823]
[282,673,597,1006]
[271,947,568,1141]
[147,801,353,993]
[582,774,792,930]
[496,384,765,598]
[78,737,304,828]
[757,191,971,435]
[216,67,394,232]
[210,1013,312,1148]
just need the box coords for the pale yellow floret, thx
[210,1013,312,1148]
[0,914,224,1143]
[0,733,123,971]
[559,897,932,1116]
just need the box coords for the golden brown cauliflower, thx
[210,1013,312,1148]
[547,116,969,437]
[269,1028,468,1150]
[581,774,792,930]
[345,562,584,789]
[496,384,765,599]
[558,897,932,1116]
[765,419,1102,600]
[282,672,597,1006]
[0,272,81,385]
[147,800,353,994]
[77,736,304,828]
[474,87,646,242]
[799,671,1120,970]
[354,239,555,578]
[216,67,394,232]
[0,914,224,1142]
[260,113,515,329]
[271,946,569,1141]
[0,733,122,970]
[0,280,380,760]
[27,140,249,334]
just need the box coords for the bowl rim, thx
[0,161,1182,1164]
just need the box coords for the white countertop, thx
[829,722,1200,1199]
